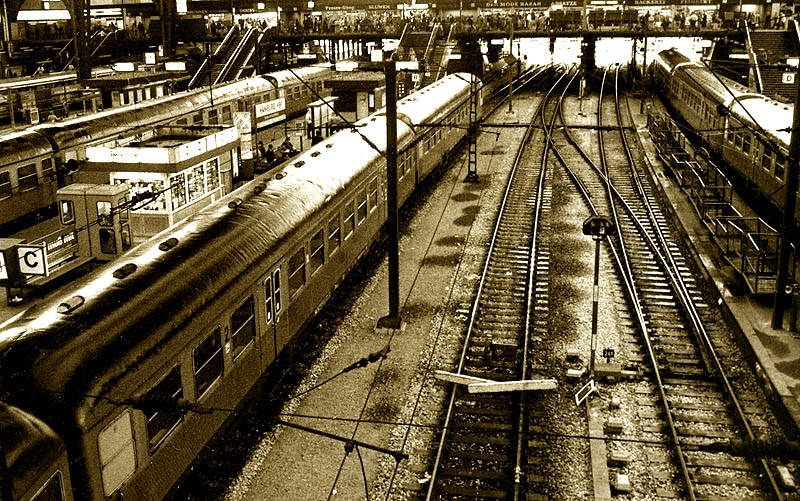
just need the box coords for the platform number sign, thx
[783,72,795,85]
[17,244,47,276]
[603,348,615,364]
[575,379,596,406]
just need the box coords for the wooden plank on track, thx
[434,370,493,385]
[468,379,557,393]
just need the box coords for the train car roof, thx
[267,63,334,87]
[34,77,276,150]
[0,74,471,431]
[0,402,66,499]
[728,95,793,146]
[0,129,53,164]
[657,48,693,69]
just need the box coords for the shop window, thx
[328,214,340,254]
[206,159,220,192]
[288,247,306,297]
[187,164,205,202]
[171,173,187,210]
[194,328,223,398]
[231,297,255,359]
[17,163,38,192]
[309,229,324,275]
[143,366,184,452]
[0,171,12,200]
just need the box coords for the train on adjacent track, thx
[0,64,335,236]
[0,56,521,239]
[650,48,793,220]
[0,71,493,501]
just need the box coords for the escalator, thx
[214,27,261,84]
[188,26,243,89]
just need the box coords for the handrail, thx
[744,23,763,93]
[229,28,260,82]
[188,25,240,89]
[417,23,441,89]
[433,23,455,82]
[215,27,256,85]
[397,22,410,49]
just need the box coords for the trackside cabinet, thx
[57,183,132,262]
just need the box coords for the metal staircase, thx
[745,23,800,101]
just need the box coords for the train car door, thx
[264,262,289,363]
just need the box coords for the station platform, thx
[634,96,800,435]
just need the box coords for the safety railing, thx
[189,25,240,89]
[648,112,791,294]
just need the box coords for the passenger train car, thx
[651,48,793,218]
[0,72,480,501]
[0,63,335,236]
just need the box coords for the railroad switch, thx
[489,341,517,367]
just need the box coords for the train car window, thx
[98,411,135,496]
[194,328,223,398]
[238,101,247,112]
[328,214,341,254]
[193,113,203,125]
[97,201,113,227]
[208,109,219,125]
[742,133,751,155]
[144,365,184,452]
[357,189,367,225]
[289,247,306,297]
[265,276,273,322]
[0,171,11,200]
[31,470,65,501]
[399,152,405,179]
[775,153,786,180]
[41,158,53,181]
[734,133,743,150]
[274,269,282,313]
[343,202,354,239]
[761,146,773,171]
[222,106,232,123]
[60,200,74,224]
[17,163,38,191]
[231,297,256,358]
[171,173,187,210]
[309,229,325,275]
[369,178,378,212]
[177,118,188,125]
[100,229,117,254]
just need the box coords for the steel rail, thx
[426,67,571,501]
[614,67,783,500]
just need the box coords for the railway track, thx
[424,67,577,500]
[551,65,786,499]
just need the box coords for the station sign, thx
[255,98,287,119]
[17,244,48,276]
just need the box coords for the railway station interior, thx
[5,0,800,497]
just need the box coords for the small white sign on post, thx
[783,72,795,85]
[0,252,6,279]
[17,244,47,276]
[574,379,596,406]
